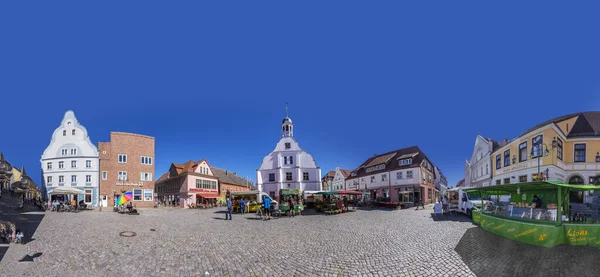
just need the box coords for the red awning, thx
[197,194,220,199]
[336,190,364,195]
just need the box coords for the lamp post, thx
[529,137,558,180]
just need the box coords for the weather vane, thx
[285,102,288,117]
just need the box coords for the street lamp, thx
[529,137,558,179]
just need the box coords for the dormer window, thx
[285,143,291,149]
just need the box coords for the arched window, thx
[63,130,66,136]
[568,175,584,185]
[72,129,75,135]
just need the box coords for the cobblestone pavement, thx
[1,207,476,277]
[3,204,598,277]
[455,226,600,277]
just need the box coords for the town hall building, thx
[256,108,322,199]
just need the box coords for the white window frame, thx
[61,149,68,155]
[289,156,294,164]
[102,171,107,180]
[141,156,152,165]
[71,148,77,155]
[371,176,375,183]
[140,172,153,181]
[143,189,153,201]
[133,189,142,201]
[59,175,64,184]
[382,174,387,182]
[286,172,292,181]
[118,171,128,181]
[86,160,92,168]
[71,160,77,168]
[47,176,53,184]
[303,172,309,181]
[407,170,413,179]
[47,162,52,170]
[71,175,77,183]
[118,154,127,163]
[86,175,92,183]
[58,161,64,169]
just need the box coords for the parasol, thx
[117,191,133,205]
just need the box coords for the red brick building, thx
[98,132,155,208]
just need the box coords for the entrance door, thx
[568,175,585,203]
[101,195,107,207]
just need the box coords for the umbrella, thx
[117,191,133,205]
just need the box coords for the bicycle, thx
[270,206,281,219]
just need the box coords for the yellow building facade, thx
[491,112,600,203]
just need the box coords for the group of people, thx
[0,223,24,244]
[224,196,274,220]
[50,198,86,212]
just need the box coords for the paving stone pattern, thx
[4,205,593,277]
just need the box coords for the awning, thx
[336,190,363,195]
[49,187,85,195]
[197,194,219,199]
[464,180,600,194]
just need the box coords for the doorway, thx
[568,175,585,203]
[101,195,107,207]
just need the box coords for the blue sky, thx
[1,1,600,188]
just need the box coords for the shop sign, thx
[115,182,144,187]
[190,188,217,192]
[499,164,528,174]
[479,214,564,247]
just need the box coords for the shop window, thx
[133,189,142,201]
[85,189,92,203]
[144,189,153,201]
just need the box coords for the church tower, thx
[281,103,293,137]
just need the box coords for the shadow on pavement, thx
[212,217,227,220]
[430,214,472,222]
[455,227,600,277]
[0,197,46,263]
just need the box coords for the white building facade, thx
[330,168,351,190]
[257,114,322,199]
[467,136,498,187]
[41,110,100,206]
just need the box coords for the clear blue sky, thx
[1,1,600,189]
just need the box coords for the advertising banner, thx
[563,224,600,249]
[472,210,481,225]
[479,214,564,247]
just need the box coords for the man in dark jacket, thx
[225,198,233,220]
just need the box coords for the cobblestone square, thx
[1,207,599,277]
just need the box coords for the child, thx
[17,231,24,244]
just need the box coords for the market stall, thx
[466,181,600,248]
[279,188,303,215]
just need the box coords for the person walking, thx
[442,195,448,214]
[263,196,271,220]
[225,197,233,220]
[240,198,246,214]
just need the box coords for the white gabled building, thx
[256,110,322,199]
[329,167,352,191]
[41,111,100,206]
[466,136,506,188]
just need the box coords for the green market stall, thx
[279,188,303,214]
[466,181,600,248]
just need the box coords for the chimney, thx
[503,138,509,144]
[225,170,228,175]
